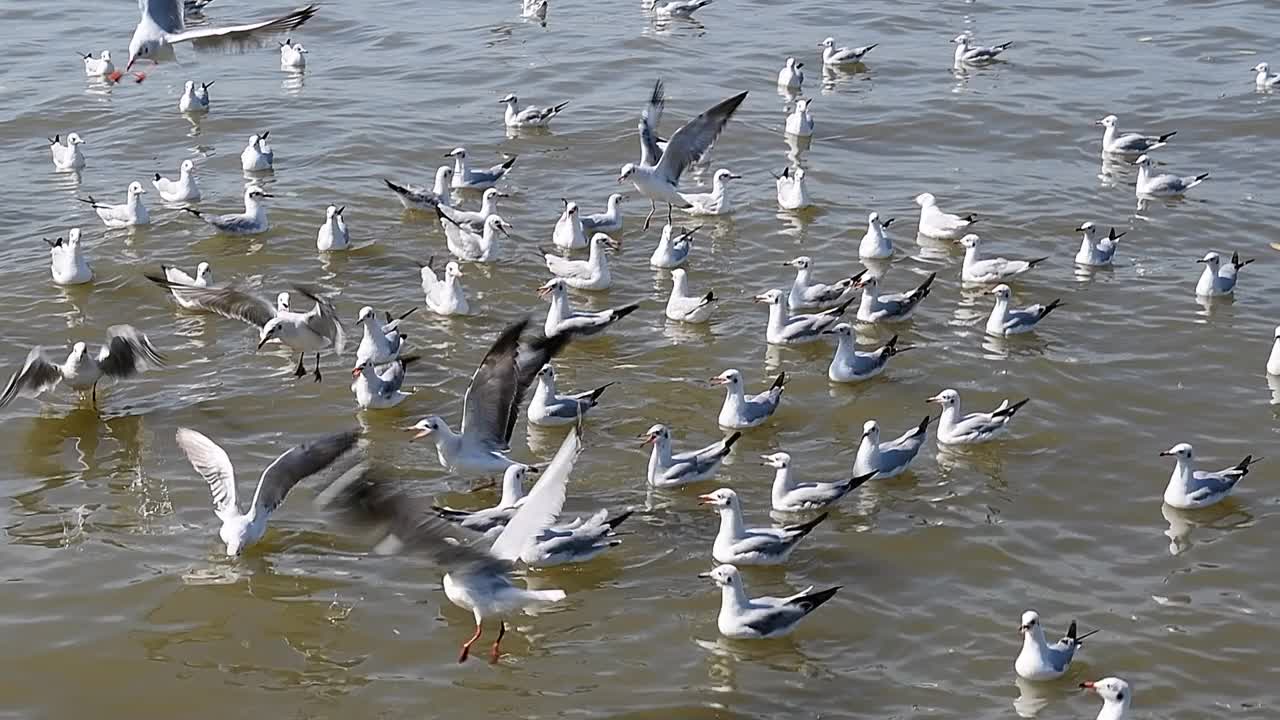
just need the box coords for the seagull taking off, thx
[126,0,318,71]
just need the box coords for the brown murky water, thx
[2,0,1279,718]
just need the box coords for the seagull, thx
[762,452,873,512]
[145,262,215,310]
[355,305,415,366]
[1195,251,1252,297]
[777,57,804,90]
[184,185,271,235]
[352,355,417,410]
[854,416,931,479]
[784,256,862,311]
[79,50,114,77]
[527,365,613,427]
[650,223,699,268]
[754,288,851,345]
[522,0,548,22]
[1253,62,1280,89]
[784,98,814,137]
[153,159,201,203]
[500,94,569,128]
[420,257,471,316]
[699,488,826,565]
[445,147,517,191]
[915,192,977,240]
[544,234,618,290]
[854,272,935,323]
[408,318,570,477]
[773,166,810,210]
[681,168,740,216]
[1095,115,1175,157]
[1268,326,1280,376]
[985,285,1063,336]
[316,428,582,663]
[653,0,713,17]
[125,1,318,71]
[552,201,587,250]
[665,269,717,323]
[440,212,511,263]
[818,37,877,65]
[701,564,838,639]
[643,424,739,488]
[49,133,86,171]
[928,389,1028,445]
[1160,442,1259,509]
[383,167,454,210]
[521,509,633,567]
[619,79,748,229]
[439,188,506,233]
[538,278,639,339]
[960,234,1047,284]
[278,37,307,69]
[434,464,533,534]
[176,427,361,556]
[45,230,93,286]
[711,369,785,429]
[240,132,273,171]
[859,212,895,259]
[580,193,625,234]
[1134,154,1209,198]
[1080,678,1133,720]
[0,326,165,407]
[952,34,1012,66]
[1015,610,1098,681]
[179,80,213,112]
[1073,222,1124,267]
[80,182,150,228]
[316,205,349,251]
[825,326,910,383]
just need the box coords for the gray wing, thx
[460,319,525,447]
[0,348,64,407]
[97,325,165,379]
[174,428,240,521]
[654,90,748,185]
[1187,470,1242,501]
[743,587,838,636]
[143,0,185,34]
[639,79,666,166]
[294,285,345,354]
[251,429,362,517]
[376,358,411,394]
[204,214,260,233]
[150,282,276,328]
[167,5,318,51]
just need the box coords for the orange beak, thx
[697,494,715,505]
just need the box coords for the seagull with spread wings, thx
[0,326,164,407]
[126,0,318,71]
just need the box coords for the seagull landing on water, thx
[1015,610,1099,681]
[700,564,839,639]
[928,388,1029,446]
[1160,442,1259,509]
[699,488,826,566]
[45,230,93,286]
[79,182,150,228]
[0,326,164,408]
[1095,115,1175,157]
[1080,678,1133,720]
[125,0,318,71]
[500,94,569,128]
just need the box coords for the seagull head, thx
[819,37,835,49]
[127,181,146,197]
[759,452,790,469]
[245,187,273,202]
[1196,251,1220,267]
[926,389,959,407]
[713,168,742,183]
[639,423,669,446]
[752,288,785,305]
[988,284,1012,300]
[563,201,579,216]
[1080,678,1131,706]
[486,215,512,237]
[356,306,376,324]
[325,205,342,220]
[126,35,160,71]
[697,487,738,509]
[794,98,812,113]
[591,233,620,251]
[183,80,196,93]
[101,50,112,62]
[483,188,507,204]
[408,416,443,439]
[1134,153,1154,168]
[70,341,88,360]
[821,322,854,338]
[959,233,980,249]
[444,147,467,159]
[1094,114,1119,128]
[246,134,260,149]
[1018,609,1042,636]
[445,261,463,279]
[951,34,970,46]
[256,319,284,349]
[180,159,197,175]
[1160,442,1194,460]
[617,163,636,183]
[535,364,556,383]
[697,564,740,587]
[784,56,800,69]
[709,369,742,387]
[536,278,566,299]
[276,292,291,312]
[1254,62,1271,74]
[861,419,880,442]
[68,228,82,246]
[498,93,517,104]
[195,261,212,283]
[608,192,626,206]
[1075,220,1096,236]
[784,255,812,270]
[913,192,936,208]
[852,273,877,291]
[351,358,372,378]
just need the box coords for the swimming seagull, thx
[175,426,361,556]
[543,234,618,290]
[145,262,215,310]
[552,201,587,250]
[773,166,810,210]
[446,148,517,191]
[278,37,307,69]
[49,133,86,171]
[527,364,613,427]
[825,326,910,382]
[854,272,935,323]
[351,355,417,409]
[420,257,471,316]
[985,284,1063,336]
[316,205,349,251]
[355,305,415,366]
[777,57,804,90]
[701,564,838,639]
[699,488,826,565]
[438,188,506,233]
[80,182,150,228]
[665,269,717,323]
[854,416,931,479]
[1080,678,1133,720]
[383,167,453,210]
[434,464,533,534]
[960,234,1047,284]
[408,318,570,477]
[125,1,318,71]
[521,509,633,567]
[440,212,511,263]
[650,223,699,268]
[819,37,877,65]
[653,0,713,17]
[1134,154,1208,198]
[80,51,114,77]
[1195,251,1252,297]
[1074,222,1124,267]
[711,369,785,429]
[1253,62,1280,89]
[619,79,748,229]
[240,133,273,171]
[754,288,851,345]
[952,34,1012,66]
[500,94,569,128]
[1268,326,1280,376]
[928,389,1028,445]
[1095,115,1175,157]
[1160,442,1259,509]
[859,212,895,259]
[580,193,625,234]
[681,168,741,216]
[643,424,740,488]
[45,230,93,286]
[762,452,874,512]
[1015,610,1099,681]
[915,192,977,240]
[179,80,213,112]
[153,159,201,202]
[784,256,862,311]
[184,186,271,235]
[0,326,165,407]
[538,278,639,338]
[784,98,814,137]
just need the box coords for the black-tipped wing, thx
[0,348,64,408]
[168,4,319,51]
[460,319,527,448]
[654,90,747,185]
[639,79,666,166]
[97,325,165,379]
[252,429,362,516]
[149,282,276,327]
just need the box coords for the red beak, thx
[351,367,361,378]
[697,494,715,505]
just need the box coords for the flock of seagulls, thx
[9,0,1276,714]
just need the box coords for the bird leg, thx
[312,353,322,383]
[488,621,506,664]
[459,621,483,663]
[643,199,657,231]
[293,353,307,378]
[91,382,98,408]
